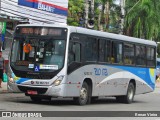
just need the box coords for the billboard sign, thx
[1,0,68,24]
[18,0,67,16]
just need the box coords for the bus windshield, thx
[11,27,67,72]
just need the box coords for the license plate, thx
[27,90,38,95]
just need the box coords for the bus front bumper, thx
[8,82,80,97]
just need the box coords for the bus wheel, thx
[30,96,42,102]
[74,82,90,105]
[126,82,135,103]
[116,82,135,104]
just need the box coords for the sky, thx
[114,0,120,5]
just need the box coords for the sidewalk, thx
[0,81,160,94]
[0,82,8,93]
[156,81,160,88]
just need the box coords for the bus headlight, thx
[53,80,62,86]
[9,77,14,83]
[52,76,64,86]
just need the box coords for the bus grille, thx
[26,75,52,79]
[18,86,48,94]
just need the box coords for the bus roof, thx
[72,27,157,46]
[16,24,157,46]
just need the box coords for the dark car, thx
[156,58,160,80]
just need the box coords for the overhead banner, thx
[18,0,68,16]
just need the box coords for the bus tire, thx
[74,82,90,105]
[125,82,135,104]
[30,96,42,102]
[116,82,135,104]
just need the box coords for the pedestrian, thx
[0,51,5,88]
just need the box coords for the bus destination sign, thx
[17,27,63,36]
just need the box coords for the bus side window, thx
[68,42,74,64]
[84,37,97,62]
[105,40,111,63]
[136,45,146,66]
[68,42,81,64]
[111,42,123,64]
[98,39,105,62]
[124,43,135,65]
[147,47,155,67]
[98,39,111,63]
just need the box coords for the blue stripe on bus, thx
[15,65,155,89]
[110,66,155,89]
[16,78,31,84]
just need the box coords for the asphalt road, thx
[0,88,160,120]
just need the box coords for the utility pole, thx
[119,0,125,34]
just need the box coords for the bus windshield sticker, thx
[37,52,41,55]
[34,66,40,72]
[28,64,34,68]
[40,65,58,70]
[16,61,32,66]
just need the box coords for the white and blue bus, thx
[8,24,156,105]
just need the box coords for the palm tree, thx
[96,0,115,31]
[125,0,160,40]
[119,0,125,34]
[67,0,118,33]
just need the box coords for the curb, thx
[0,82,8,94]
[0,90,8,94]
[156,81,160,88]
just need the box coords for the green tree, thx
[95,0,115,31]
[108,1,121,33]
[125,0,160,40]
[68,0,118,32]
[67,0,84,26]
